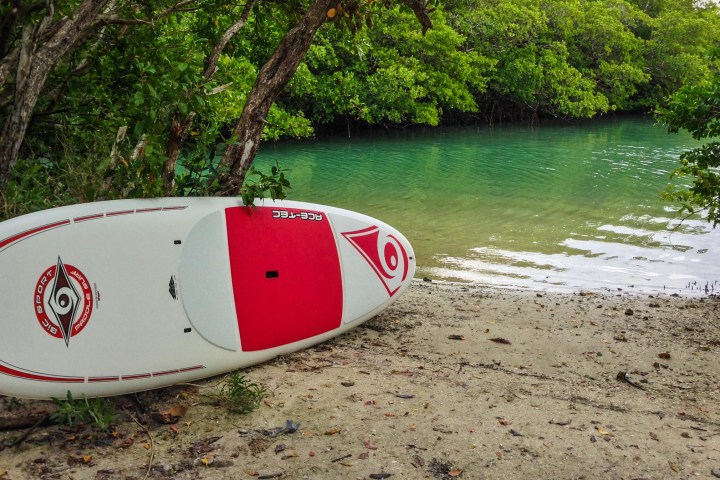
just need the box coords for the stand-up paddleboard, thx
[0,198,415,399]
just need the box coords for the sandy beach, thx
[1,281,719,479]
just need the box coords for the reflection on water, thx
[255,117,720,295]
[428,217,718,294]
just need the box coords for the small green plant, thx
[221,373,267,414]
[51,391,119,433]
[240,162,291,206]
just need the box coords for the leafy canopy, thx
[659,73,720,226]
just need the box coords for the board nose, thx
[341,223,414,297]
[325,211,415,325]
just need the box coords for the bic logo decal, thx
[34,257,93,346]
[342,226,409,296]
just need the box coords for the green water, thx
[255,116,719,294]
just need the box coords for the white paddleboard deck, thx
[0,198,415,399]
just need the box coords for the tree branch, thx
[218,0,336,195]
[402,0,433,34]
[99,0,206,26]
[160,1,257,195]
[203,0,256,81]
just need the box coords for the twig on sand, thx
[124,408,155,480]
[616,371,646,391]
[10,415,48,449]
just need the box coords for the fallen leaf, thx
[596,427,611,436]
[490,337,512,345]
[169,425,179,434]
[359,452,369,460]
[658,352,672,359]
[200,456,210,466]
[324,428,341,435]
[152,404,188,424]
[83,455,92,464]
[244,468,259,476]
[449,468,464,477]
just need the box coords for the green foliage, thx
[0,139,113,221]
[175,143,230,197]
[659,77,720,226]
[51,391,119,433]
[221,373,267,414]
[662,81,720,139]
[446,0,656,118]
[2,0,720,209]
[240,162,292,206]
[288,5,493,127]
[641,4,719,104]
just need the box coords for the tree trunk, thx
[162,112,196,196]
[0,0,110,190]
[218,0,336,195]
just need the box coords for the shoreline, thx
[416,275,720,298]
[1,281,719,479]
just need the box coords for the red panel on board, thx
[225,206,343,351]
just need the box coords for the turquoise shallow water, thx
[254,117,719,295]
